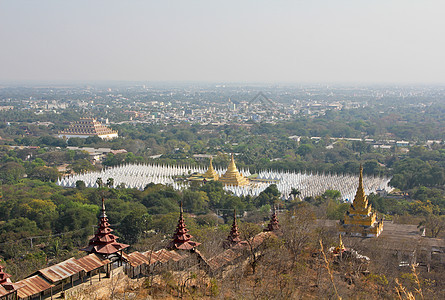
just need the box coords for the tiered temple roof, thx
[59,118,118,140]
[224,209,242,248]
[0,264,23,298]
[81,198,129,255]
[339,165,384,237]
[264,207,280,232]
[167,203,201,251]
[0,265,11,285]
[219,154,249,186]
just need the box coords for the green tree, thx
[255,184,280,207]
[418,214,445,238]
[28,166,59,182]
[182,190,210,212]
[0,162,25,184]
[119,210,151,244]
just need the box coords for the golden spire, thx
[227,153,238,172]
[335,234,345,253]
[339,234,345,251]
[203,156,219,180]
[208,157,214,171]
[353,164,368,209]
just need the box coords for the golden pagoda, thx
[219,154,249,186]
[202,157,219,181]
[339,165,383,237]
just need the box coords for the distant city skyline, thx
[1,0,445,84]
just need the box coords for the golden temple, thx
[218,154,249,186]
[339,165,383,237]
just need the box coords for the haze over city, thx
[1,0,445,84]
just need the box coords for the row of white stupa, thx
[57,163,392,202]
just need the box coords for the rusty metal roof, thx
[38,257,84,283]
[16,275,54,299]
[75,253,110,272]
[124,252,151,267]
[141,249,187,265]
[207,249,243,271]
[0,285,9,297]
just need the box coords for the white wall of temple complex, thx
[58,132,119,140]
[57,163,392,202]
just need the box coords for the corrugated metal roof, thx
[75,253,110,272]
[16,275,54,299]
[207,249,243,271]
[38,258,84,283]
[0,285,9,297]
[141,249,187,265]
[126,252,151,267]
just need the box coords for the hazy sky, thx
[1,0,444,84]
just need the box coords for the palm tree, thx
[106,177,114,188]
[96,177,103,188]
[289,188,301,200]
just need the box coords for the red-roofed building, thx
[81,198,129,261]
[224,209,242,249]
[0,265,24,300]
[263,207,280,232]
[167,203,201,251]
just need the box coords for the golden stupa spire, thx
[209,156,214,171]
[335,234,346,253]
[339,234,345,250]
[203,156,219,180]
[353,164,368,209]
[227,153,238,172]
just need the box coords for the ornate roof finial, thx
[99,197,107,218]
[352,164,368,209]
[359,164,364,190]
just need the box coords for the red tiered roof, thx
[264,207,280,232]
[0,264,24,297]
[167,203,201,251]
[0,265,11,285]
[81,198,129,255]
[225,209,242,248]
